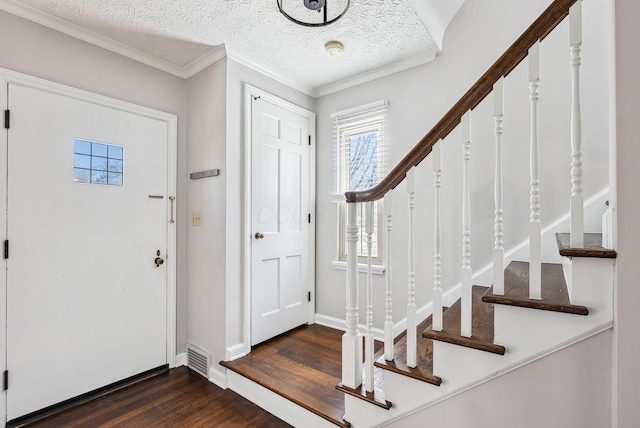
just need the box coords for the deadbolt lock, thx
[155,250,164,267]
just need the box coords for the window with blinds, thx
[333,100,388,262]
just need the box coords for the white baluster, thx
[570,0,584,248]
[529,41,542,300]
[461,111,473,338]
[343,202,363,388]
[493,78,505,296]
[432,141,443,331]
[364,201,375,393]
[384,191,394,361]
[406,167,417,368]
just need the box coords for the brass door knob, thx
[255,232,264,239]
[155,257,164,267]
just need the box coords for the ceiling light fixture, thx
[277,0,350,27]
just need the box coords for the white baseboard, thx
[175,352,187,367]
[315,283,461,343]
[225,344,247,362]
[209,365,228,389]
[315,314,385,342]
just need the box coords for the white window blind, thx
[333,100,388,260]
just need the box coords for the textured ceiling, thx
[7,0,440,90]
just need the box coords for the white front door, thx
[250,94,312,346]
[5,83,171,420]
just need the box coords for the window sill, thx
[332,261,386,275]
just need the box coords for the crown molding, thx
[1,0,443,98]
[315,50,439,98]
[182,45,228,79]
[225,47,316,97]
[0,0,190,77]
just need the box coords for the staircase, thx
[338,0,615,426]
[221,0,615,426]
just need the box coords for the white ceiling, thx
[0,0,465,96]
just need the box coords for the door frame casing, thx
[0,67,178,421]
[242,84,316,356]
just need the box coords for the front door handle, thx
[154,250,164,267]
[255,232,264,239]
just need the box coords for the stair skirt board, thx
[227,370,346,428]
[344,322,612,428]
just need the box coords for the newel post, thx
[343,202,363,389]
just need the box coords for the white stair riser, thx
[566,258,614,312]
[433,341,504,387]
[227,371,337,428]
[344,370,443,428]
[494,305,611,359]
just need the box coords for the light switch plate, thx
[192,212,202,226]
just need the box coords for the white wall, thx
[0,11,189,353]
[224,59,315,353]
[314,0,610,326]
[613,0,640,425]
[185,59,228,362]
[0,8,319,375]
[390,330,612,428]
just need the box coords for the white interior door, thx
[251,95,312,346]
[6,84,170,420]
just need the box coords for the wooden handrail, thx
[345,0,577,203]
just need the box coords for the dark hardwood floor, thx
[25,366,291,427]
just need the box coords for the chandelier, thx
[277,0,350,27]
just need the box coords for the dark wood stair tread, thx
[335,381,391,410]
[422,286,505,355]
[336,340,393,410]
[220,325,352,428]
[336,345,391,410]
[556,233,617,258]
[374,315,442,386]
[482,261,588,315]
